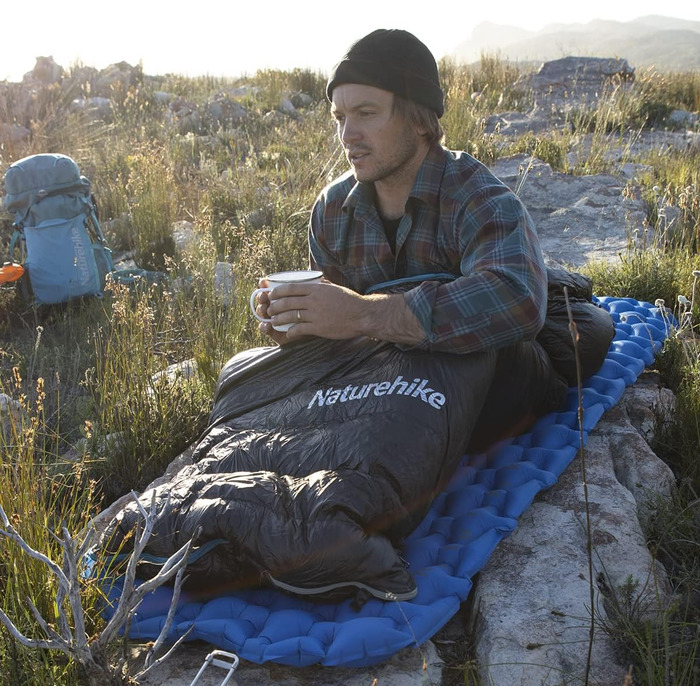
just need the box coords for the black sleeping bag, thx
[467,267,616,450]
[100,269,613,602]
[536,267,615,385]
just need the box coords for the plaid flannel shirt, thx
[309,145,547,353]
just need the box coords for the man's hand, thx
[260,279,427,346]
[254,281,294,346]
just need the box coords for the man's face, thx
[331,84,425,186]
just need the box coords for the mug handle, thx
[249,288,269,323]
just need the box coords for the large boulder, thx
[23,56,64,85]
[491,155,648,267]
[521,56,635,104]
[94,61,142,98]
[471,373,676,685]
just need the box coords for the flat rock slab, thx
[132,639,443,686]
[472,373,675,685]
[491,156,648,268]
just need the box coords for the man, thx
[257,28,547,357]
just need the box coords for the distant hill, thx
[451,15,700,72]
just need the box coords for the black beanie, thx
[326,29,444,118]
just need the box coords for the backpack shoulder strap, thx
[80,193,109,245]
[9,227,24,263]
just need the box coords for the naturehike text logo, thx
[307,375,446,411]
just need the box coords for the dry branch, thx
[0,491,193,684]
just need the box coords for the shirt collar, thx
[407,144,446,207]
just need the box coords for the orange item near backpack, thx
[0,262,25,284]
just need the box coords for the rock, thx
[262,110,286,126]
[491,155,648,267]
[23,56,63,84]
[601,380,676,520]
[213,261,235,306]
[103,213,136,252]
[240,203,274,230]
[227,85,261,99]
[471,375,675,685]
[70,97,113,120]
[615,370,675,447]
[563,130,700,173]
[132,638,443,686]
[147,359,200,400]
[0,393,24,442]
[171,220,197,253]
[94,61,141,98]
[279,96,300,120]
[165,93,247,135]
[290,91,314,109]
[204,94,248,129]
[0,122,30,147]
[69,66,99,90]
[618,162,653,181]
[668,109,699,129]
[167,96,202,134]
[522,57,635,104]
[151,359,199,387]
[484,110,550,137]
[112,252,137,269]
[153,91,173,106]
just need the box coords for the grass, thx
[1,55,700,685]
[0,370,100,684]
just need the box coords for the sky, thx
[2,0,699,82]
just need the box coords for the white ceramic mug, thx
[250,270,323,332]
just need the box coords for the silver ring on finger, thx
[297,309,302,323]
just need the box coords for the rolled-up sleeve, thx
[401,188,547,354]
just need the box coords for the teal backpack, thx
[3,153,114,306]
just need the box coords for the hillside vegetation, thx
[0,57,699,685]
[452,15,700,72]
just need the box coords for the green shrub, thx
[126,144,178,270]
[0,370,100,685]
[510,133,566,170]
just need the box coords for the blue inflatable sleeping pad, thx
[100,296,673,667]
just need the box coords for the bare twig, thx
[0,504,71,591]
[0,607,65,651]
[136,528,199,676]
[0,490,194,684]
[564,286,595,685]
[133,623,195,683]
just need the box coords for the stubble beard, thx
[350,128,423,187]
